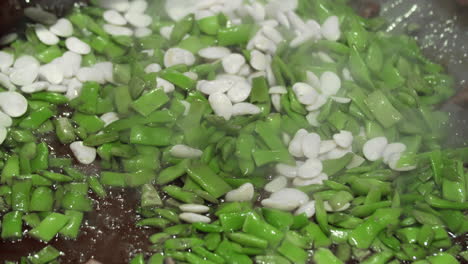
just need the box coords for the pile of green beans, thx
[0,0,467,263]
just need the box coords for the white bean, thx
[262,188,309,211]
[179,204,210,213]
[198,47,231,60]
[144,63,162,73]
[49,18,74,37]
[103,10,127,26]
[35,25,59,45]
[14,55,39,69]
[128,0,148,13]
[306,95,328,111]
[382,143,407,164]
[286,10,307,32]
[134,27,152,38]
[306,71,321,90]
[317,51,335,63]
[66,78,83,100]
[61,51,82,78]
[94,62,114,83]
[321,16,341,41]
[275,163,297,178]
[290,32,314,48]
[320,71,341,96]
[24,7,57,25]
[238,64,252,77]
[333,130,353,149]
[170,144,203,159]
[342,67,354,81]
[250,50,267,71]
[208,93,233,120]
[156,78,175,93]
[293,82,318,105]
[183,72,198,81]
[264,176,288,193]
[70,141,97,165]
[21,82,49,93]
[164,48,195,68]
[306,111,320,127]
[346,155,366,169]
[66,37,91,55]
[0,127,6,145]
[262,26,283,44]
[39,63,64,84]
[227,80,251,103]
[324,201,350,212]
[321,147,351,160]
[298,158,323,179]
[388,153,417,172]
[100,112,119,127]
[180,100,191,116]
[124,12,152,28]
[225,183,254,202]
[269,86,288,94]
[222,54,245,74]
[179,213,211,224]
[0,110,13,127]
[9,65,39,86]
[246,2,265,22]
[198,79,234,95]
[77,67,105,84]
[292,173,328,186]
[302,133,321,159]
[0,92,28,117]
[0,52,14,72]
[295,201,316,217]
[160,25,174,40]
[271,94,282,112]
[331,96,351,104]
[0,33,18,46]
[0,73,16,91]
[232,103,261,116]
[288,128,308,158]
[363,137,388,161]
[253,35,276,53]
[319,140,337,154]
[103,24,134,36]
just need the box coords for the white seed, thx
[253,35,276,53]
[269,86,288,94]
[103,10,127,26]
[0,33,18,46]
[222,54,246,74]
[61,51,82,78]
[66,37,91,55]
[77,67,105,84]
[333,131,353,149]
[94,62,114,83]
[293,82,318,105]
[265,56,276,86]
[286,10,307,32]
[199,79,234,95]
[262,26,283,44]
[250,50,267,71]
[317,51,334,63]
[184,72,198,81]
[128,0,148,13]
[321,147,352,160]
[144,63,162,74]
[66,78,83,100]
[135,27,152,38]
[0,52,14,72]
[295,201,316,217]
[124,12,152,28]
[293,173,328,186]
[100,112,119,127]
[14,55,39,69]
[0,92,28,117]
[332,96,351,104]
[180,100,191,116]
[217,74,246,83]
[298,158,323,179]
[306,71,321,90]
[156,78,175,93]
[271,94,282,112]
[320,71,341,96]
[321,16,341,41]
[0,73,15,91]
[275,12,290,29]
[199,47,231,60]
[142,49,154,56]
[282,132,291,146]
[306,95,328,111]
[195,0,220,10]
[49,18,73,37]
[388,153,417,172]
[179,212,211,224]
[170,144,203,159]
[238,64,252,77]
[289,129,308,158]
[302,133,321,159]
[35,25,59,45]
[24,6,57,25]
[246,2,266,22]
[342,67,354,81]
[225,183,254,202]
[363,137,388,161]
[262,188,309,211]
[260,20,279,28]
[103,24,134,36]
[306,111,320,127]
[47,84,68,93]
[346,155,366,169]
[209,93,233,120]
[290,32,314,48]
[70,141,96,165]
[305,19,322,38]
[160,25,174,40]
[0,127,6,145]
[324,201,350,212]
[39,63,64,84]
[227,80,251,103]
[265,176,288,193]
[275,163,298,178]
[382,143,407,164]
[9,65,39,86]
[0,110,13,127]
[21,82,49,94]
[232,103,261,116]
[164,48,196,68]
[319,140,337,154]
[179,204,210,213]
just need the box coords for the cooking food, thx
[0,0,466,263]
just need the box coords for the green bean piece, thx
[59,210,83,239]
[29,212,70,242]
[141,184,162,207]
[1,211,23,239]
[11,180,32,212]
[27,246,61,264]
[29,187,53,212]
[186,163,232,198]
[313,248,344,264]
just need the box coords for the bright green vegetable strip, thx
[1,211,23,239]
[29,212,70,242]
[186,163,232,198]
[11,180,32,212]
[130,125,172,146]
[59,210,83,239]
[27,246,61,264]
[131,89,170,116]
[365,90,403,128]
[242,212,284,247]
[29,187,53,212]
